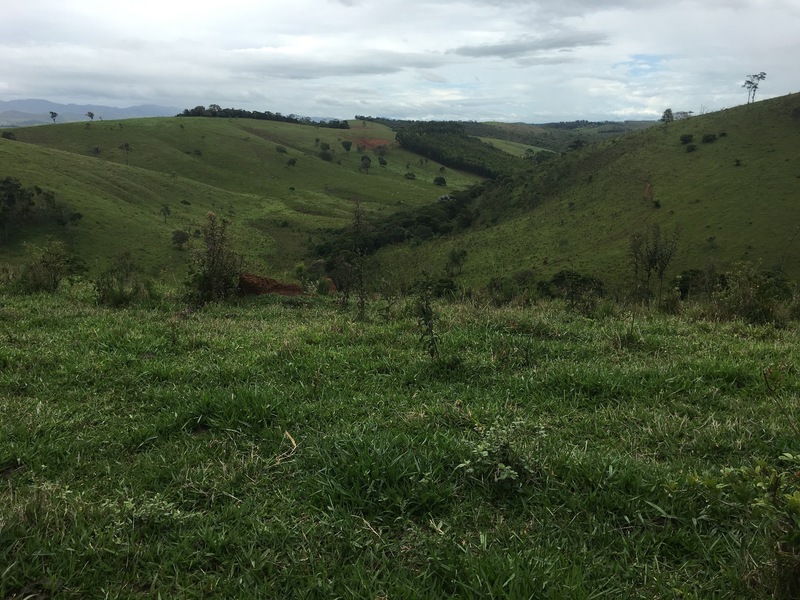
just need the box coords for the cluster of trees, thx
[178,105,349,129]
[395,123,522,179]
[660,109,695,123]
[539,120,608,130]
[743,72,766,104]
[0,177,81,243]
[315,188,478,265]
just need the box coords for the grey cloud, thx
[448,32,607,60]
[225,48,449,81]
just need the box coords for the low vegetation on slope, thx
[374,93,800,295]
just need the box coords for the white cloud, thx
[1,0,798,121]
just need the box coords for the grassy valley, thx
[1,116,479,279]
[2,97,800,598]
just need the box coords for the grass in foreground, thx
[1,286,798,598]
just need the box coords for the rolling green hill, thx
[4,95,799,294]
[1,117,480,280]
[373,93,800,292]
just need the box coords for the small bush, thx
[540,269,604,314]
[433,176,447,186]
[1,131,16,140]
[713,262,794,325]
[679,134,694,145]
[457,420,542,487]
[12,240,75,293]
[95,251,156,307]
[319,149,333,162]
[698,454,800,598]
[486,276,518,306]
[186,212,243,304]
[275,145,287,154]
[701,133,717,144]
[404,172,416,180]
[686,144,697,153]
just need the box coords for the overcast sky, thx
[3,0,799,122]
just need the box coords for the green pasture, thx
[478,137,552,156]
[1,288,798,597]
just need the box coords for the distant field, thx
[477,137,553,156]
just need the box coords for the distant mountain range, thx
[0,99,181,126]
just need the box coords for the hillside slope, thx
[374,94,800,292]
[1,117,480,278]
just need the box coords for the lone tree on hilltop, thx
[660,108,674,123]
[86,111,94,121]
[743,72,766,104]
[49,111,58,124]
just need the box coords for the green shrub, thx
[701,133,717,143]
[713,262,794,325]
[12,240,75,293]
[95,251,156,307]
[698,453,800,598]
[540,269,604,314]
[186,212,243,304]
[679,134,694,145]
[487,276,518,306]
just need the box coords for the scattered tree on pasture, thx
[660,108,674,123]
[118,142,132,165]
[341,140,352,152]
[446,248,467,276]
[172,230,190,249]
[49,111,58,124]
[86,111,94,120]
[629,223,680,301]
[160,204,171,223]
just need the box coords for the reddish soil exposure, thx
[353,138,391,150]
[238,273,304,296]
